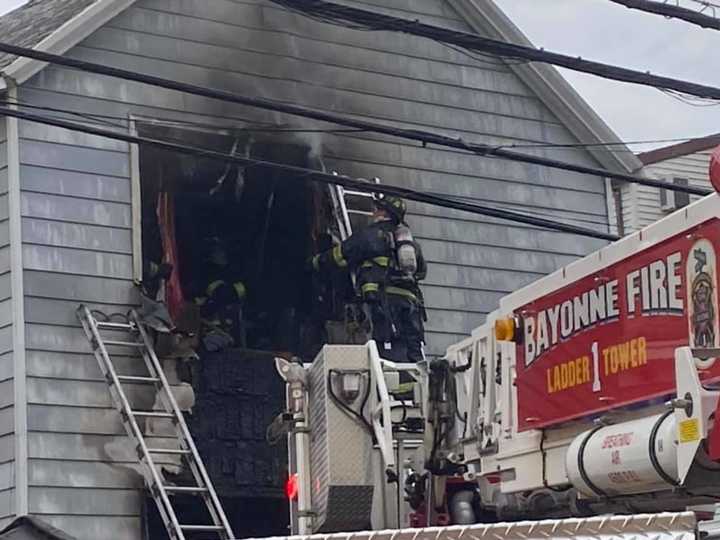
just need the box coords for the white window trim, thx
[129,116,142,283]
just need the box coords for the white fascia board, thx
[449,0,644,175]
[2,0,137,86]
[5,82,28,516]
[498,193,718,314]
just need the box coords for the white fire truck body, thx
[447,193,720,516]
[274,193,720,539]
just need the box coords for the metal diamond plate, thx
[308,345,375,532]
[246,512,698,540]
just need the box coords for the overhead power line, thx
[269,0,720,102]
[1,97,710,151]
[0,105,619,241]
[608,0,720,30]
[0,41,708,197]
[688,0,720,12]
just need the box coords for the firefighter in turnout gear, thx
[194,237,247,351]
[311,192,427,372]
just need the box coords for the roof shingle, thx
[0,0,98,70]
[637,133,720,165]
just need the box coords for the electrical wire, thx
[7,94,632,223]
[687,0,720,13]
[498,135,719,149]
[0,40,709,197]
[266,0,720,104]
[659,89,720,107]
[0,98,369,134]
[327,370,374,436]
[0,99,129,129]
[5,97,712,152]
[607,0,720,30]
[0,104,623,240]
[438,41,531,67]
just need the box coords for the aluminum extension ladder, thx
[76,305,234,540]
[328,175,380,241]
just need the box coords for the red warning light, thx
[285,474,299,501]
[710,145,720,194]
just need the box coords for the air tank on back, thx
[394,224,417,277]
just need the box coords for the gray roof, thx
[0,516,76,540]
[0,0,98,69]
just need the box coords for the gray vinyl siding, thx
[13,0,609,536]
[15,126,143,538]
[625,149,713,232]
[0,114,14,523]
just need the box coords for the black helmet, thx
[373,193,406,222]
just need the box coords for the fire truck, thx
[269,191,720,540]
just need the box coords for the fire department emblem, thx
[687,239,719,351]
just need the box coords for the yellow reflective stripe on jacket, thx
[206,280,246,300]
[394,382,415,394]
[332,245,348,268]
[385,286,418,302]
[361,256,390,269]
[233,282,246,299]
[206,280,225,297]
[361,282,380,294]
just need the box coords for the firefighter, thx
[311,192,427,370]
[141,260,173,300]
[194,237,247,351]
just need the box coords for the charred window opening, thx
[138,124,351,357]
[136,122,356,538]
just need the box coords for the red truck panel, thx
[516,218,720,431]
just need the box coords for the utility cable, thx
[688,0,720,13]
[2,97,711,151]
[268,0,720,104]
[608,0,720,30]
[0,104,620,241]
[0,40,709,197]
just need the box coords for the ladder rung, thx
[117,375,160,384]
[164,486,208,494]
[95,321,134,331]
[103,340,145,348]
[131,411,174,419]
[180,525,224,532]
[347,210,373,216]
[147,448,191,455]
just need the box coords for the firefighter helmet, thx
[373,193,406,223]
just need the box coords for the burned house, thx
[0,0,641,538]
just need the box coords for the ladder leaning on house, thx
[76,306,234,540]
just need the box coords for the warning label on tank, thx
[678,418,700,443]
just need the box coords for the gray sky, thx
[1,0,719,149]
[0,0,23,17]
[491,0,720,149]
